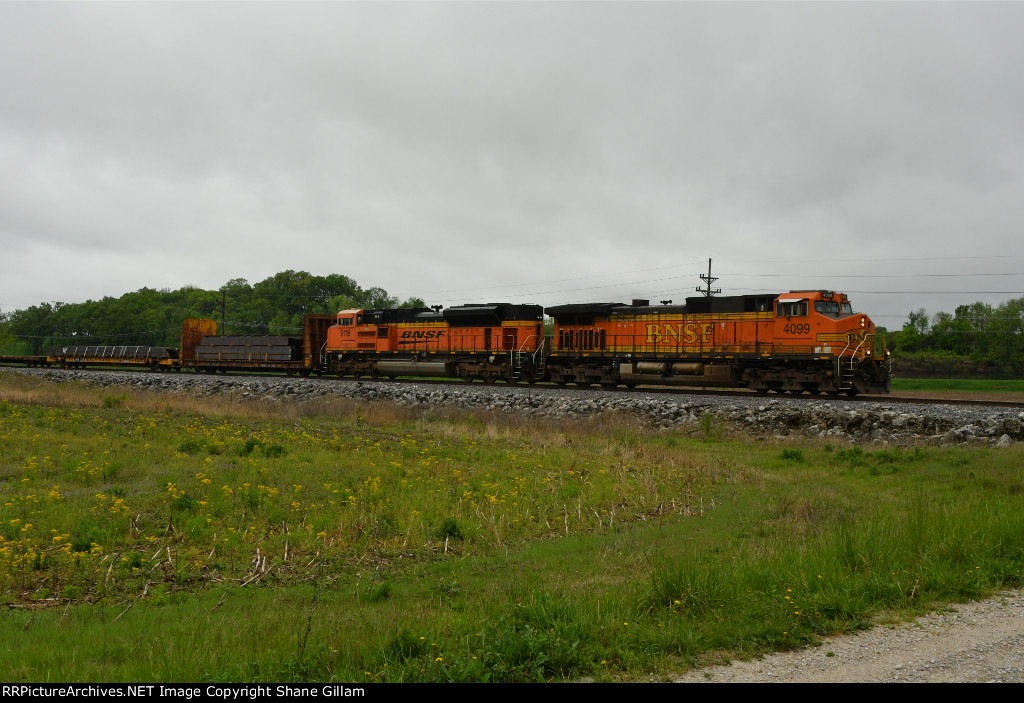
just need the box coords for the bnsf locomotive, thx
[6,289,890,395]
[543,290,889,394]
[325,304,545,384]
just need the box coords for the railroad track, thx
[6,364,1023,409]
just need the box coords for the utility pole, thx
[221,290,226,336]
[697,258,721,298]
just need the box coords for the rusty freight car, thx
[180,315,334,375]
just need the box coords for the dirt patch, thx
[676,590,1024,683]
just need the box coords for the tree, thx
[908,309,929,334]
[983,297,1024,376]
[326,295,360,314]
[1,272,418,352]
[0,311,17,352]
[359,287,399,309]
[8,303,61,354]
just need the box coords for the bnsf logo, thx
[645,322,713,345]
[400,330,445,340]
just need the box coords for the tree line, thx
[0,271,425,355]
[3,282,1021,378]
[881,297,1024,379]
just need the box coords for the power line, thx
[10,326,184,340]
[724,254,1024,264]
[724,272,1024,278]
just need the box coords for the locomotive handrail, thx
[836,333,874,388]
[509,335,547,369]
[850,333,872,360]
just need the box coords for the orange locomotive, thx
[545,290,889,395]
[325,304,545,383]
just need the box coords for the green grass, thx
[1,372,1023,682]
[892,378,1024,394]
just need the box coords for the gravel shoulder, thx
[675,589,1024,683]
[5,368,1024,448]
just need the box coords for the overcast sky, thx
[2,2,1022,328]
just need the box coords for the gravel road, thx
[675,589,1024,683]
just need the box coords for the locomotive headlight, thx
[860,316,866,328]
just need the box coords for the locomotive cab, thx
[772,291,889,393]
[775,291,873,352]
[327,309,381,351]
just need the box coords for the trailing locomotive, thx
[1,289,891,395]
[325,304,545,383]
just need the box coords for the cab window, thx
[777,301,807,317]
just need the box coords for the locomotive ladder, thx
[837,334,873,392]
[319,340,329,370]
[510,337,545,381]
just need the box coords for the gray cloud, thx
[1,2,1022,328]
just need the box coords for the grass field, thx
[891,378,1024,394]
[1,371,1022,682]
